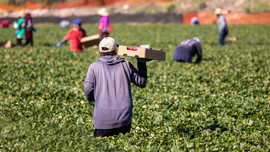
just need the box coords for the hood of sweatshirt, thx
[98,56,125,65]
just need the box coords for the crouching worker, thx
[84,37,150,137]
[174,37,202,63]
[56,19,86,52]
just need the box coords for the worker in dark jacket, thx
[174,37,202,63]
[215,8,229,45]
[23,13,39,46]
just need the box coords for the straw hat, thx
[97,8,109,16]
[215,8,222,15]
[18,10,25,17]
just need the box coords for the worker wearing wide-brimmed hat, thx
[97,8,112,40]
[14,10,26,46]
[215,8,229,45]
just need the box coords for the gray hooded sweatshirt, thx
[84,56,147,129]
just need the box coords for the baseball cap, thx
[73,19,81,25]
[99,37,119,53]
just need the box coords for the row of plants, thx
[0,24,269,151]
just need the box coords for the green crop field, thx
[0,24,269,151]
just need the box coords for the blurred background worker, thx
[22,13,39,47]
[190,17,199,26]
[56,19,86,52]
[14,11,25,46]
[215,8,229,45]
[59,20,70,28]
[174,37,202,63]
[97,8,112,40]
[1,20,9,28]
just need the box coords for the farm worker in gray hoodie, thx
[174,37,202,63]
[84,37,150,137]
[215,8,229,45]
